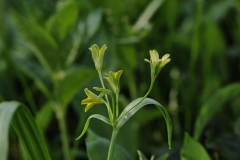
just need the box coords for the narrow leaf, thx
[76,114,111,140]
[0,101,51,160]
[180,133,211,160]
[194,83,240,139]
[117,98,172,149]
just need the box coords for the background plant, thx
[0,0,240,159]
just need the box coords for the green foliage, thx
[0,101,51,160]
[194,83,240,139]
[86,130,133,160]
[181,133,211,160]
[0,0,239,159]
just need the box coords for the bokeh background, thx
[1,0,240,159]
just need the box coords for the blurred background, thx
[1,0,240,159]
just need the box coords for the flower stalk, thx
[76,44,171,160]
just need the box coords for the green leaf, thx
[14,56,51,98]
[156,153,169,160]
[194,83,240,139]
[56,67,96,106]
[35,101,54,132]
[11,10,59,72]
[76,114,111,140]
[46,1,78,42]
[180,133,211,160]
[86,130,133,160]
[117,98,172,149]
[0,101,51,160]
[137,150,148,160]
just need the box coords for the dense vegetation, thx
[0,0,240,159]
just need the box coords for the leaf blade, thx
[194,83,240,139]
[180,133,211,160]
[117,97,172,149]
[0,101,51,160]
[76,114,111,140]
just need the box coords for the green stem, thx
[98,70,110,103]
[56,106,71,160]
[116,94,119,118]
[107,127,119,160]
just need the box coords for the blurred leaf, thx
[64,9,102,67]
[86,130,133,160]
[46,0,78,42]
[84,8,102,41]
[117,98,172,149]
[132,0,165,32]
[55,67,96,106]
[206,134,240,159]
[0,101,51,160]
[14,56,51,98]
[137,150,148,160]
[156,153,169,160]
[194,83,240,139]
[11,10,59,72]
[35,101,54,132]
[180,133,211,160]
[206,1,233,22]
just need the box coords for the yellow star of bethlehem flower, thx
[104,70,123,94]
[144,50,170,79]
[81,88,105,112]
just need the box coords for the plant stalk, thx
[107,127,119,160]
[57,109,71,160]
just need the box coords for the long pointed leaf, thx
[0,101,51,160]
[194,83,240,139]
[76,114,111,140]
[117,98,172,149]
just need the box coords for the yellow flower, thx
[89,44,107,71]
[144,50,170,79]
[104,70,123,94]
[81,88,104,112]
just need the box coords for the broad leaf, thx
[194,83,240,139]
[180,133,211,160]
[46,0,78,42]
[11,10,59,72]
[0,101,51,160]
[117,98,172,149]
[55,67,96,106]
[86,130,133,160]
[76,114,111,140]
